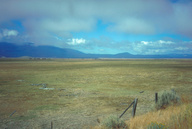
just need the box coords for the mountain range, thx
[0,42,192,59]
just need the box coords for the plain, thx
[0,59,192,128]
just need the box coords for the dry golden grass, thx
[126,96,192,129]
[128,105,184,129]
[95,97,192,129]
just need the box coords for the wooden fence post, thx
[155,93,158,103]
[132,98,138,118]
[51,121,53,129]
[119,101,134,118]
[9,110,16,117]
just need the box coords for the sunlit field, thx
[0,59,192,128]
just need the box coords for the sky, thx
[0,0,192,55]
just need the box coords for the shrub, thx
[103,115,127,129]
[156,89,180,110]
[147,122,167,129]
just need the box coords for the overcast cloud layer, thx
[0,0,192,54]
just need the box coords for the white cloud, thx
[0,29,19,41]
[141,40,174,46]
[67,38,86,45]
[157,40,174,44]
[175,47,188,50]
[131,40,192,55]
[141,41,150,45]
[2,29,18,37]
[1,0,192,37]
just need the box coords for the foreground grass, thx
[127,99,192,129]
[95,94,192,129]
[0,59,192,128]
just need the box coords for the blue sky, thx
[0,0,192,55]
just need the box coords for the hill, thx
[0,42,192,58]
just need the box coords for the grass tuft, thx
[102,115,128,129]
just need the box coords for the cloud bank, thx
[72,39,192,55]
[1,0,192,36]
[0,0,192,54]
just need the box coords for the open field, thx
[0,59,192,128]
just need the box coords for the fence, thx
[119,98,138,118]
[119,92,158,119]
[50,93,159,128]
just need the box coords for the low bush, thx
[103,115,127,129]
[156,89,180,110]
[147,122,167,129]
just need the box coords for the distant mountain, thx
[0,42,192,58]
[113,52,135,58]
[0,42,86,58]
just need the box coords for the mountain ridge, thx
[0,42,192,58]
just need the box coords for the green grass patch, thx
[11,110,37,121]
[33,105,60,111]
[147,122,168,129]
[13,114,37,121]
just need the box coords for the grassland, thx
[0,59,192,128]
